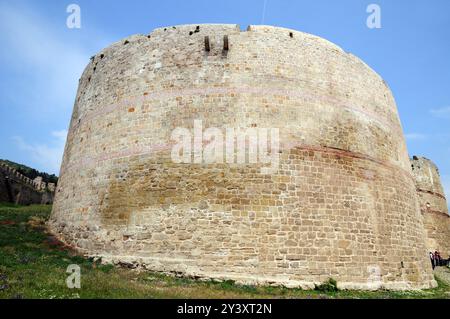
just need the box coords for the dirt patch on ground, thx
[27,216,46,229]
[43,235,72,252]
[0,220,15,225]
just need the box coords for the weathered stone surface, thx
[49,24,436,290]
[411,156,450,257]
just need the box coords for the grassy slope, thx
[0,203,449,299]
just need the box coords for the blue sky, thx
[0,0,449,204]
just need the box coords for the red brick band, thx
[416,188,446,200]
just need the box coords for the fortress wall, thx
[10,182,43,205]
[423,212,450,258]
[0,171,11,202]
[411,157,450,257]
[0,163,53,205]
[40,191,54,205]
[50,24,435,290]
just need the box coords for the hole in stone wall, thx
[100,54,104,59]
[124,40,129,45]
[289,32,293,38]
[204,36,210,52]
[223,35,229,51]
[190,26,201,36]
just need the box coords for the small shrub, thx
[239,284,258,294]
[218,279,236,290]
[315,278,338,292]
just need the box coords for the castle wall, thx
[411,157,450,257]
[40,191,54,205]
[11,182,43,205]
[0,163,54,205]
[49,24,435,290]
[0,171,12,203]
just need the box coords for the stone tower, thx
[411,156,450,257]
[49,24,436,290]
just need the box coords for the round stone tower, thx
[49,24,436,290]
[411,156,450,257]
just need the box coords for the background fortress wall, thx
[411,156,450,257]
[0,163,54,205]
[50,24,435,290]
[0,171,10,203]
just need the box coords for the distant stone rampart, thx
[0,162,55,205]
[411,156,450,257]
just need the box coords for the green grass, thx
[0,202,449,299]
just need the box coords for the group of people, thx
[429,251,450,269]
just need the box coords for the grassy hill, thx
[0,203,449,299]
[0,159,58,184]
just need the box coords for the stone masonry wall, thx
[0,170,11,203]
[49,24,435,290]
[0,163,54,205]
[411,156,450,257]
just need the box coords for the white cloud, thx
[405,133,427,141]
[430,106,450,119]
[13,130,67,175]
[0,3,88,115]
[0,2,111,117]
